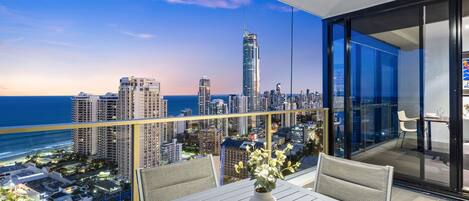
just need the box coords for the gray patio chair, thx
[397,110,418,148]
[313,153,394,201]
[136,155,219,201]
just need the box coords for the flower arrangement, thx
[234,144,301,193]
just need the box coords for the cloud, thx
[7,37,24,43]
[0,37,24,48]
[49,26,64,33]
[107,23,118,28]
[120,31,155,39]
[42,40,81,48]
[0,4,67,34]
[267,4,298,12]
[0,4,18,17]
[165,0,250,9]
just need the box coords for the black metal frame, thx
[344,18,352,159]
[449,0,464,193]
[322,0,465,197]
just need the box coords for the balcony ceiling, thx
[279,0,395,19]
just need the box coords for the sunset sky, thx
[0,0,322,96]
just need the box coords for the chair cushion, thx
[315,154,392,201]
[140,156,217,201]
[145,176,216,201]
[317,174,386,201]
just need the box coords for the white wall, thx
[396,19,453,144]
[424,20,450,144]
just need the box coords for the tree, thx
[0,188,32,201]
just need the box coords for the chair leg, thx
[401,132,407,149]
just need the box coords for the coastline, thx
[0,141,72,166]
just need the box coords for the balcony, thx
[0,108,454,201]
[1,0,469,200]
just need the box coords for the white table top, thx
[174,179,338,201]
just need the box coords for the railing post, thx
[323,109,329,155]
[266,114,272,158]
[132,124,141,201]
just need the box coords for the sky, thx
[0,0,323,96]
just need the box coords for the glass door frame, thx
[322,0,465,197]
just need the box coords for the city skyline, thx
[0,0,322,96]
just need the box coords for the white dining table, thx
[174,179,338,201]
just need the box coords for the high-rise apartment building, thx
[97,93,118,162]
[221,139,263,179]
[228,95,249,135]
[160,139,182,165]
[281,102,297,128]
[242,32,260,112]
[72,92,118,161]
[198,76,211,115]
[117,77,167,180]
[72,92,99,156]
[208,99,229,136]
[198,128,222,156]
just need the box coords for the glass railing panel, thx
[221,115,267,185]
[0,109,328,200]
[0,128,131,201]
[269,110,326,174]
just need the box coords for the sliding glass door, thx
[348,5,426,181]
[327,0,456,190]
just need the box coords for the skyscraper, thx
[228,94,249,135]
[208,99,229,135]
[72,92,99,156]
[198,76,211,115]
[97,93,118,162]
[117,77,167,180]
[72,92,118,161]
[242,32,260,112]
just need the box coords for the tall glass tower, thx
[198,76,211,115]
[242,32,260,112]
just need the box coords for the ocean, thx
[0,95,227,162]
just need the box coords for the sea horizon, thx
[0,95,228,163]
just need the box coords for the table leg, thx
[427,121,432,151]
[417,120,424,152]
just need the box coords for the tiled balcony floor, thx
[351,136,469,188]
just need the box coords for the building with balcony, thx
[197,128,222,156]
[72,93,99,157]
[97,93,118,162]
[117,77,168,180]
[160,139,182,165]
[72,92,118,162]
[221,139,264,179]
[228,94,249,136]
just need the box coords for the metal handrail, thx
[0,108,328,135]
[0,108,329,201]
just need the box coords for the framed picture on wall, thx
[463,52,469,94]
[464,58,469,90]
